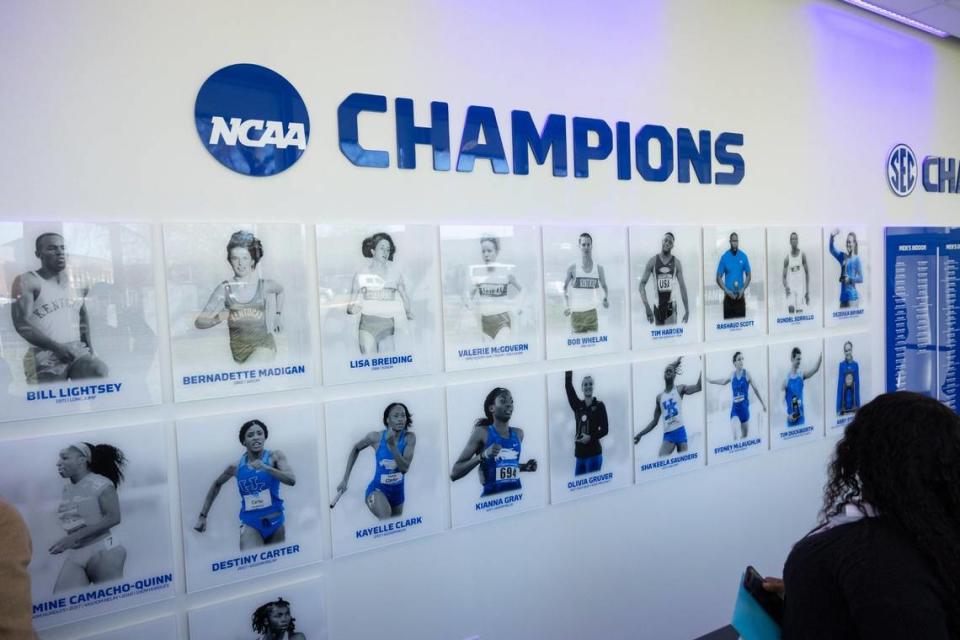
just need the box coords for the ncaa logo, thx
[887,143,917,197]
[194,63,310,177]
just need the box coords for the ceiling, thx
[851,0,960,37]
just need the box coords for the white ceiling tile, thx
[913,3,960,35]
[870,0,942,14]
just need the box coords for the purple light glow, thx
[840,0,949,38]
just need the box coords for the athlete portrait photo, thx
[542,225,628,359]
[188,579,328,640]
[547,365,632,503]
[0,222,161,422]
[825,332,872,433]
[447,376,547,527]
[705,345,769,464]
[164,222,313,402]
[824,225,869,326]
[439,225,542,371]
[769,339,824,449]
[325,389,445,556]
[633,355,706,481]
[704,226,766,339]
[316,224,440,384]
[0,424,175,630]
[767,227,823,334]
[177,405,323,592]
[630,226,701,348]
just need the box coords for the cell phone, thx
[743,565,784,626]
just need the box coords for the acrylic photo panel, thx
[315,225,441,384]
[704,226,766,340]
[439,225,542,371]
[176,405,324,593]
[825,332,873,434]
[188,577,327,640]
[547,364,633,504]
[0,221,161,422]
[163,223,313,401]
[824,225,870,327]
[541,225,629,359]
[705,345,769,464]
[633,354,706,482]
[324,388,447,557]
[766,226,823,335]
[768,338,825,450]
[0,424,176,630]
[630,225,702,349]
[77,616,179,640]
[447,375,548,528]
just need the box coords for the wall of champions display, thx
[0,221,875,638]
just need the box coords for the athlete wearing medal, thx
[635,357,702,456]
[782,347,822,427]
[639,232,690,325]
[781,232,809,315]
[195,420,296,549]
[837,340,861,416]
[563,233,609,334]
[11,232,109,383]
[450,387,538,497]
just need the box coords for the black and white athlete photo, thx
[439,225,542,371]
[0,222,161,422]
[164,223,313,402]
[767,227,822,334]
[542,226,628,359]
[188,578,328,640]
[547,365,633,503]
[325,388,446,557]
[0,424,175,630]
[705,345,769,465]
[630,226,701,348]
[316,225,440,384]
[176,405,323,592]
[704,226,766,340]
[768,338,824,449]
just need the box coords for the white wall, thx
[2,1,959,638]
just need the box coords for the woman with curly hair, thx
[251,597,305,640]
[347,231,413,354]
[764,392,960,638]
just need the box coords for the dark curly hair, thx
[362,232,396,260]
[382,402,412,429]
[821,391,960,634]
[251,597,296,635]
[227,230,264,267]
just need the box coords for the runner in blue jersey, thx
[450,387,538,496]
[195,420,296,549]
[334,402,416,520]
[829,229,864,308]
[837,340,861,415]
[634,357,702,457]
[781,347,822,427]
[709,351,766,440]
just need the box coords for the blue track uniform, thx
[237,450,284,539]
[785,372,805,426]
[659,387,688,445]
[829,238,863,305]
[837,360,861,414]
[366,430,408,508]
[731,371,750,423]
[479,425,522,496]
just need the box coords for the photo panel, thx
[825,332,873,434]
[705,345,769,464]
[439,225,543,371]
[704,226,766,340]
[547,364,633,504]
[316,225,440,384]
[0,424,176,630]
[188,577,327,640]
[176,405,324,593]
[633,354,706,482]
[766,226,823,334]
[163,223,313,402]
[824,225,870,327]
[77,616,178,640]
[446,374,547,528]
[541,225,629,359]
[629,225,702,349]
[768,338,824,450]
[325,388,447,557]
[0,221,161,422]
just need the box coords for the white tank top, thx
[569,262,601,312]
[357,263,402,317]
[659,388,684,432]
[58,472,112,542]
[471,264,512,315]
[28,272,83,344]
[786,252,804,290]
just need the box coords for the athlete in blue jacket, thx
[829,230,864,308]
[837,340,861,415]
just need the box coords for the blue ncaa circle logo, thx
[887,143,917,197]
[194,63,310,177]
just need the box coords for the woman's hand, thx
[762,577,785,597]
[194,515,208,533]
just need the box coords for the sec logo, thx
[887,143,917,197]
[194,63,310,177]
